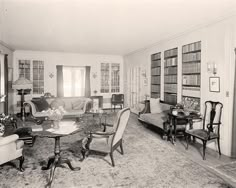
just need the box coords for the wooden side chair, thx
[111,94,124,111]
[185,101,223,160]
[82,107,130,166]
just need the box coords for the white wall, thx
[13,50,123,110]
[124,15,236,156]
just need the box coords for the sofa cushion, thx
[150,98,171,113]
[31,98,50,112]
[50,99,65,109]
[72,99,85,110]
[140,111,168,130]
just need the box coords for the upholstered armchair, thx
[82,107,131,166]
[0,134,25,171]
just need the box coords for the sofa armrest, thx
[83,98,93,113]
[24,101,37,115]
[0,134,19,146]
[139,100,150,116]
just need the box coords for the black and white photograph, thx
[0,0,236,187]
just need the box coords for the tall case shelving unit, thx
[164,48,178,105]
[151,52,161,98]
[182,41,201,111]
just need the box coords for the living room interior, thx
[1,0,236,187]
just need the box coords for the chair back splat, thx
[203,101,223,137]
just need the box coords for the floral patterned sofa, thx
[23,97,92,124]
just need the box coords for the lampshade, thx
[12,76,33,90]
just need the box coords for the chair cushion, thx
[32,98,50,112]
[90,137,110,153]
[185,129,218,140]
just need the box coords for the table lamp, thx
[12,76,32,118]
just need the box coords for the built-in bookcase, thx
[164,48,178,105]
[182,41,201,111]
[151,52,161,98]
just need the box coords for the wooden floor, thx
[145,123,236,187]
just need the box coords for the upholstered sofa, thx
[23,97,92,124]
[138,98,186,139]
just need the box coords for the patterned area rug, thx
[214,161,236,184]
[0,113,233,188]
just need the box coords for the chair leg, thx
[18,156,25,172]
[202,141,206,160]
[186,134,189,150]
[217,138,221,155]
[110,152,115,167]
[120,141,124,155]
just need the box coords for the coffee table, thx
[32,121,81,188]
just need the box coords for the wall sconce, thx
[49,72,54,78]
[207,62,217,75]
[141,69,146,78]
[92,72,97,79]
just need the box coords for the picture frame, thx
[209,77,220,92]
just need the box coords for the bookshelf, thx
[164,48,178,105]
[182,41,201,111]
[151,52,161,98]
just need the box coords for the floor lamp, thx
[12,76,32,118]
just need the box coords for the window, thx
[33,61,44,94]
[101,63,110,93]
[19,60,31,80]
[18,60,44,94]
[63,67,85,97]
[101,63,120,93]
[111,63,120,93]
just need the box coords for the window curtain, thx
[85,66,91,97]
[56,65,64,97]
[4,55,8,114]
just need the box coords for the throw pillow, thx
[150,98,162,113]
[72,100,85,110]
[50,99,65,109]
[32,98,50,112]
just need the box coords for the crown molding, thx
[0,40,14,52]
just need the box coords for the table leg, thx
[169,116,174,144]
[174,118,177,142]
[43,136,80,187]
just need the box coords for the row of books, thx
[182,86,200,91]
[151,67,161,75]
[151,85,160,92]
[151,53,161,61]
[151,59,161,68]
[164,94,177,105]
[182,75,200,86]
[182,41,201,53]
[182,62,201,74]
[151,76,161,84]
[164,84,177,93]
[182,52,201,62]
[165,57,178,67]
[164,48,178,58]
[151,93,160,98]
[164,75,177,83]
[164,67,177,75]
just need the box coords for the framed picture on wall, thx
[209,77,220,92]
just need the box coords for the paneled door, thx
[127,67,142,114]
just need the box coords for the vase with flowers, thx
[46,106,66,129]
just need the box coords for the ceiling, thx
[1,0,236,55]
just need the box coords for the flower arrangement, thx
[46,106,66,129]
[47,106,66,121]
